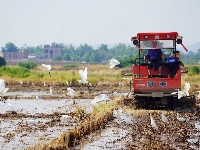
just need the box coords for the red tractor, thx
[124,32,196,108]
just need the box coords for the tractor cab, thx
[131,32,187,79]
[125,32,194,108]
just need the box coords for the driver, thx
[144,41,164,77]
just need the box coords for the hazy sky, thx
[0,0,199,48]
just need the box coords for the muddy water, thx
[0,91,94,150]
[1,97,92,115]
[74,116,135,150]
[73,108,200,150]
[1,89,200,150]
[80,127,130,150]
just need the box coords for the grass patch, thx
[0,66,30,78]
[0,64,124,85]
[63,64,79,70]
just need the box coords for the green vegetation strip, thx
[27,97,122,150]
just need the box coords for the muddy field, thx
[1,81,200,150]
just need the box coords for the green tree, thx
[19,62,37,69]
[51,42,63,47]
[1,42,18,52]
[98,44,108,52]
[191,66,200,74]
[63,53,71,60]
[0,57,6,67]
[53,56,62,61]
[90,51,100,62]
[77,44,93,57]
[26,45,43,58]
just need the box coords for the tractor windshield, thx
[140,40,174,49]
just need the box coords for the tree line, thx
[1,42,200,67]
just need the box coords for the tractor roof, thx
[131,32,188,52]
[137,32,178,36]
[132,32,179,41]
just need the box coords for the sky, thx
[0,0,200,48]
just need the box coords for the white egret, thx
[113,109,123,118]
[150,114,158,129]
[100,94,109,101]
[173,82,191,99]
[118,82,124,87]
[78,67,88,84]
[161,112,168,123]
[35,95,39,100]
[182,82,190,96]
[0,79,9,97]
[113,109,133,124]
[178,89,184,99]
[40,64,51,77]
[50,86,52,95]
[91,95,102,106]
[197,91,200,98]
[60,115,70,122]
[27,119,35,126]
[177,113,186,122]
[113,91,117,95]
[66,87,77,98]
[91,94,109,106]
[109,58,120,69]
[112,91,118,98]
[113,109,118,117]
[7,99,12,107]
[7,99,15,110]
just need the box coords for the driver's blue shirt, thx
[146,49,162,61]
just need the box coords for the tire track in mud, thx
[72,105,200,150]
[27,97,123,150]
[2,81,200,149]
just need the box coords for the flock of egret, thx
[38,58,120,97]
[150,111,188,129]
[35,58,120,100]
[112,108,133,124]
[39,58,119,79]
[4,58,119,103]
[0,60,192,129]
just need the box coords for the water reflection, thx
[0,92,93,150]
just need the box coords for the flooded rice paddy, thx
[0,83,200,150]
[0,93,94,149]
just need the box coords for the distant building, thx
[43,45,63,59]
[2,50,29,60]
